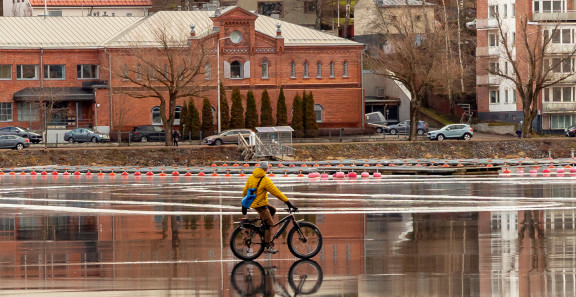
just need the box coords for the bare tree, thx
[118,23,207,146]
[488,14,576,137]
[23,88,68,148]
[111,94,131,142]
[365,2,450,140]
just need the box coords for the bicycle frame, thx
[271,211,301,243]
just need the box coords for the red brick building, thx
[0,7,364,140]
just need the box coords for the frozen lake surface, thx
[0,173,575,296]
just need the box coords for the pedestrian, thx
[172,129,180,146]
[242,161,297,254]
[516,121,523,139]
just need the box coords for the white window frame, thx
[490,90,500,104]
[17,102,38,122]
[77,64,98,79]
[16,65,38,80]
[152,106,161,124]
[304,62,309,78]
[343,61,348,77]
[0,103,13,122]
[43,64,65,80]
[489,5,499,18]
[290,61,296,78]
[316,62,322,78]
[489,34,498,47]
[262,59,269,79]
[314,104,323,122]
[0,65,11,80]
[230,60,243,79]
[329,62,335,77]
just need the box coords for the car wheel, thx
[15,143,24,150]
[376,127,383,133]
[214,139,223,146]
[68,138,74,144]
[91,137,98,143]
[437,134,445,141]
[390,129,397,135]
[140,136,148,143]
[417,129,424,136]
[463,133,471,141]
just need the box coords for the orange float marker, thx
[243,163,250,167]
[86,171,92,176]
[9,172,15,175]
[30,171,37,175]
[74,171,81,176]
[63,171,70,176]
[134,171,141,176]
[52,171,58,176]
[121,171,129,176]
[146,171,154,176]
[198,172,206,176]
[184,172,192,176]
[172,171,179,176]
[232,163,239,167]
[158,172,166,176]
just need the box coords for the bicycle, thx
[231,260,324,296]
[230,208,323,260]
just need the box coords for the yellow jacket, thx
[242,168,289,208]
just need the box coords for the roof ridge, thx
[101,15,148,46]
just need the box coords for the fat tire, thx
[288,260,324,295]
[230,261,265,296]
[230,225,265,261]
[287,221,322,259]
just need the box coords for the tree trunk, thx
[343,0,351,38]
[408,88,420,141]
[315,0,323,30]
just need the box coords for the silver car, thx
[64,128,110,143]
[202,129,253,146]
[427,124,474,141]
[0,135,30,150]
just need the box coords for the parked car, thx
[130,125,166,142]
[202,129,253,145]
[385,120,429,136]
[0,126,42,144]
[0,135,30,150]
[365,112,388,133]
[565,125,576,137]
[427,124,474,141]
[64,128,110,143]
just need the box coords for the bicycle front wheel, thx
[230,225,265,261]
[287,222,323,259]
[288,259,324,295]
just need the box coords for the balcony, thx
[543,102,576,112]
[476,46,500,57]
[477,75,500,86]
[533,11,576,22]
[476,18,499,30]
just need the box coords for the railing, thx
[542,102,576,112]
[533,10,576,21]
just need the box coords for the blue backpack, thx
[241,177,264,208]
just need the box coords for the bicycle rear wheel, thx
[230,225,265,261]
[230,261,265,296]
[287,221,322,259]
[288,259,324,295]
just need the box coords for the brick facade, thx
[0,7,364,135]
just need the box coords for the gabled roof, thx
[0,7,362,49]
[29,0,152,7]
[0,17,141,48]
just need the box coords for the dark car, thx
[0,126,42,144]
[0,135,30,150]
[566,125,576,137]
[64,128,110,143]
[385,120,429,136]
[202,129,253,145]
[130,125,166,142]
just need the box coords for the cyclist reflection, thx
[230,260,323,296]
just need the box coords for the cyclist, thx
[242,161,297,254]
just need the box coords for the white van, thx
[365,112,388,133]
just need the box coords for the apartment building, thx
[476,0,576,133]
[4,0,151,16]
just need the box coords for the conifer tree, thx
[276,87,288,126]
[304,91,318,137]
[179,103,188,139]
[201,97,214,137]
[291,92,304,136]
[260,89,274,127]
[230,88,244,129]
[219,82,230,131]
[245,90,258,129]
[188,98,201,139]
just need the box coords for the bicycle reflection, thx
[231,260,323,296]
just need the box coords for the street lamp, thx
[217,36,230,134]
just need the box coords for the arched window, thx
[314,104,323,123]
[316,62,322,78]
[304,62,309,78]
[262,60,269,78]
[330,62,335,77]
[152,106,161,124]
[205,63,212,80]
[175,106,182,125]
[290,61,296,78]
[343,61,348,77]
[231,61,242,78]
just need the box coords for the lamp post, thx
[216,36,230,134]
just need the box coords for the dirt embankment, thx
[1,139,575,168]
